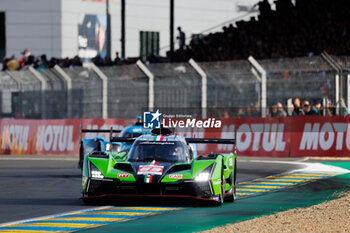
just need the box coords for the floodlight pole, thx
[121,0,125,58]
[169,0,174,62]
[106,0,111,58]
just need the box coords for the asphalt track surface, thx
[0,156,304,225]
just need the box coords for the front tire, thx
[214,173,225,206]
[224,158,237,202]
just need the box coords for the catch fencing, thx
[0,55,346,119]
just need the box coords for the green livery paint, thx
[82,133,237,205]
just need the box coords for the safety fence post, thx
[5,71,22,118]
[136,60,154,111]
[54,65,73,119]
[321,52,343,115]
[248,56,266,118]
[29,66,47,119]
[90,63,108,119]
[189,58,207,118]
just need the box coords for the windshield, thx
[127,141,189,163]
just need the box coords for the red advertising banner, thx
[0,116,349,157]
[207,117,291,157]
[199,116,349,157]
[289,116,350,157]
[0,118,128,155]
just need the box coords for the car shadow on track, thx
[81,196,224,207]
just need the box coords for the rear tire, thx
[79,142,84,170]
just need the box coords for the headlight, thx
[90,162,104,179]
[195,172,210,182]
[194,163,215,182]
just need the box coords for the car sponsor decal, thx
[138,164,164,175]
[117,173,130,178]
[229,158,233,166]
[153,135,164,141]
[145,174,153,183]
[169,174,183,179]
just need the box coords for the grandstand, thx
[171,0,350,62]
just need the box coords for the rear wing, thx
[109,137,235,144]
[110,137,136,143]
[81,129,122,133]
[80,125,122,141]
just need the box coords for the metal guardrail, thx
[0,56,345,119]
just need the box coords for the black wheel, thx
[224,158,237,203]
[223,174,234,202]
[220,174,225,204]
[82,197,95,205]
[79,142,84,170]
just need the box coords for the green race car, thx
[82,129,237,205]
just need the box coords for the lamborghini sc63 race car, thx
[81,129,237,205]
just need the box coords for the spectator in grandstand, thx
[114,52,122,65]
[25,55,35,66]
[169,0,350,63]
[71,55,83,67]
[245,105,253,117]
[302,100,319,116]
[251,102,261,117]
[258,0,272,20]
[292,98,301,116]
[276,102,287,117]
[60,57,71,68]
[4,56,20,71]
[91,54,104,66]
[21,49,31,64]
[326,100,335,116]
[236,108,245,118]
[104,56,113,66]
[177,27,186,50]
[222,110,230,118]
[313,100,322,115]
[34,54,49,71]
[270,104,278,117]
[270,102,287,117]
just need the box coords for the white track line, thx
[248,159,350,173]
